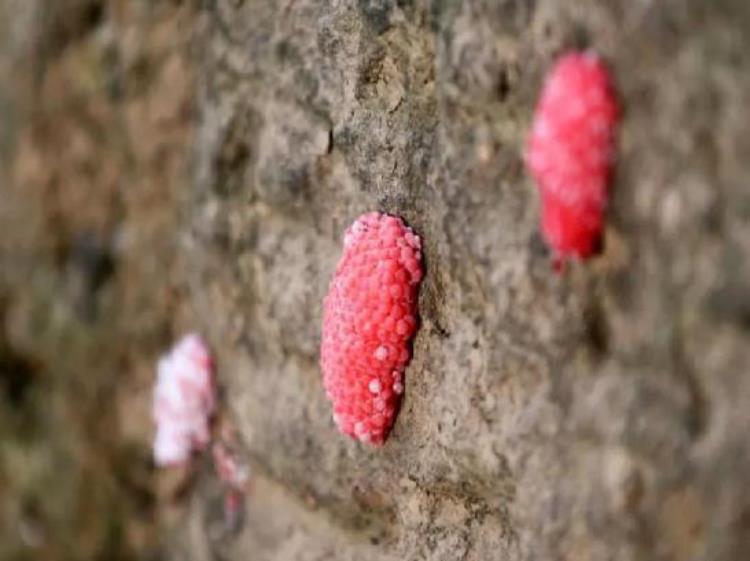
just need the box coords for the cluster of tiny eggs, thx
[320,212,423,445]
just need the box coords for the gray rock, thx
[179,1,750,560]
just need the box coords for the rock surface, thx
[1,1,750,560]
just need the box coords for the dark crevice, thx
[38,1,106,58]
[0,345,39,407]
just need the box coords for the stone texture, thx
[184,1,750,560]
[1,1,750,560]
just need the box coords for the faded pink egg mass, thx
[152,334,216,466]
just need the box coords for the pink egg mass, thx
[526,51,620,267]
[320,212,423,445]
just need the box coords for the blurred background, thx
[0,1,198,559]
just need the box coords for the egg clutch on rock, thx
[152,334,216,466]
[526,51,620,267]
[320,212,423,445]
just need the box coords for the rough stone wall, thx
[180,1,750,560]
[1,1,750,561]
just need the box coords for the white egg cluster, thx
[152,334,216,466]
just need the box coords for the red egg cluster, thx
[526,51,619,266]
[321,212,422,445]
